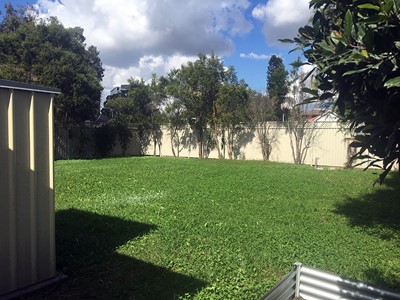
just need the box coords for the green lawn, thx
[36,157,400,299]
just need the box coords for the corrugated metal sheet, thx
[260,263,400,300]
[0,80,60,297]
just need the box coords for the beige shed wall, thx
[0,85,57,296]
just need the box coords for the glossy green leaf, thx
[364,14,388,24]
[343,67,370,75]
[344,10,353,39]
[383,0,394,14]
[363,29,375,52]
[317,40,335,53]
[384,76,400,88]
[357,3,381,10]
[299,26,314,39]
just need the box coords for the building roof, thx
[0,79,61,94]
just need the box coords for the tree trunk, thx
[198,127,203,158]
[170,128,176,157]
[153,133,157,156]
[214,124,222,159]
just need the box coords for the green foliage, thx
[104,78,162,155]
[216,67,250,129]
[49,157,400,299]
[114,123,133,156]
[104,95,135,156]
[216,67,251,159]
[288,0,400,182]
[166,53,253,159]
[0,4,104,128]
[266,55,289,120]
[93,124,116,158]
[103,75,168,157]
[167,52,226,158]
[148,74,168,155]
[164,96,188,157]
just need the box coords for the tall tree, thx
[0,4,104,130]
[164,70,189,157]
[103,95,134,156]
[126,78,153,154]
[286,0,400,182]
[164,96,188,157]
[149,74,168,156]
[104,78,158,155]
[266,55,289,121]
[173,52,225,158]
[216,67,251,159]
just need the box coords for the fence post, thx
[294,262,302,297]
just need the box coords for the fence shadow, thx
[27,209,206,299]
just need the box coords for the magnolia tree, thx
[285,0,400,182]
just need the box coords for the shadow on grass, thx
[334,175,400,290]
[363,268,400,290]
[27,209,206,299]
[334,175,400,241]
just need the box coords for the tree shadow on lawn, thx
[334,174,400,290]
[27,209,206,299]
[334,175,400,241]
[363,268,400,291]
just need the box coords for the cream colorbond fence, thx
[0,80,60,298]
[148,122,352,168]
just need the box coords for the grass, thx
[30,157,400,299]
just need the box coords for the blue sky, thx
[5,0,312,98]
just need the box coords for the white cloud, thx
[240,52,270,60]
[35,0,253,97]
[102,54,198,97]
[252,0,311,45]
[300,63,315,75]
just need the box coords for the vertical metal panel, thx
[0,88,15,293]
[0,81,59,297]
[14,90,34,288]
[35,93,56,281]
[29,92,38,283]
[7,89,17,291]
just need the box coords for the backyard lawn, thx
[33,157,400,299]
